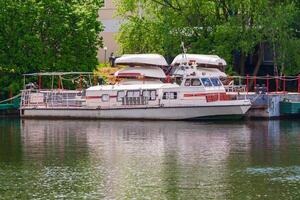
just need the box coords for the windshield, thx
[210,78,222,86]
[201,78,213,87]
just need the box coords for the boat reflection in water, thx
[19,119,252,199]
[0,119,297,199]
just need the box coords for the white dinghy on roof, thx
[171,54,227,68]
[115,54,168,66]
[114,66,166,79]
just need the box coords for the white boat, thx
[171,53,227,72]
[20,54,251,120]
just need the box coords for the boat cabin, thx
[85,54,229,108]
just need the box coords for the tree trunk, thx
[239,52,246,76]
[250,43,264,88]
[273,43,278,76]
[253,43,264,77]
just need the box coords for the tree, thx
[115,0,300,75]
[0,0,103,98]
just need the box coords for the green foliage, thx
[0,0,103,98]
[116,0,300,75]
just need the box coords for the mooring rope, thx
[0,93,21,104]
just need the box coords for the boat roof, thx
[171,54,227,66]
[114,66,166,79]
[115,54,168,66]
[87,82,178,91]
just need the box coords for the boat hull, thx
[21,104,251,120]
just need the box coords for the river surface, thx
[0,119,300,199]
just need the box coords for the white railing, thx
[21,89,85,108]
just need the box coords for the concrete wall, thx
[98,0,120,63]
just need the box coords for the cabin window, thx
[127,90,140,97]
[169,92,177,99]
[101,94,109,102]
[210,78,222,86]
[163,92,177,100]
[163,92,169,99]
[150,90,156,100]
[117,91,125,102]
[201,78,213,87]
[143,90,150,98]
[184,79,191,86]
[142,90,156,101]
[191,78,202,86]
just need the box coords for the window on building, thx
[201,78,213,87]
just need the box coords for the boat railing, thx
[226,75,300,94]
[21,89,85,108]
[224,85,246,93]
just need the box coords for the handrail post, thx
[266,75,269,93]
[283,75,286,93]
[93,75,97,86]
[253,75,256,92]
[275,76,279,94]
[246,74,249,94]
[80,74,83,90]
[58,78,61,90]
[38,75,42,90]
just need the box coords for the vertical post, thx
[104,46,108,64]
[23,75,26,89]
[38,75,42,90]
[166,75,170,83]
[246,74,249,94]
[93,75,97,86]
[253,75,257,92]
[51,75,54,90]
[275,76,279,94]
[79,74,82,90]
[9,87,12,103]
[283,75,286,93]
[298,75,300,93]
[58,77,61,90]
[266,75,269,93]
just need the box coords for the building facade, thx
[98,0,120,63]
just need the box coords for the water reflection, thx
[0,119,299,199]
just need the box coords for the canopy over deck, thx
[23,72,94,76]
[114,66,166,79]
[171,54,227,67]
[115,54,168,66]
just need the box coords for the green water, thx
[0,119,300,199]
